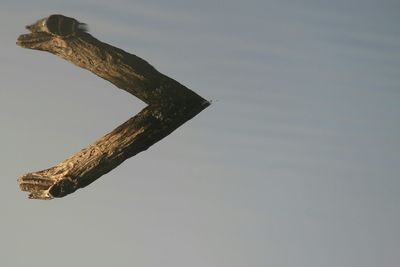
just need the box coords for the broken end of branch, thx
[18,171,78,200]
[18,172,54,200]
[16,32,53,50]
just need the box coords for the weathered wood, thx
[17,14,209,199]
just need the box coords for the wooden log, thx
[16,14,210,199]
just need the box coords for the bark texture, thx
[17,14,209,199]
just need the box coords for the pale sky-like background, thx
[1,0,399,266]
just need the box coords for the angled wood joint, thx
[17,14,210,199]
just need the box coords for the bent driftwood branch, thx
[16,14,209,199]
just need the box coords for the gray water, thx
[1,1,399,266]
